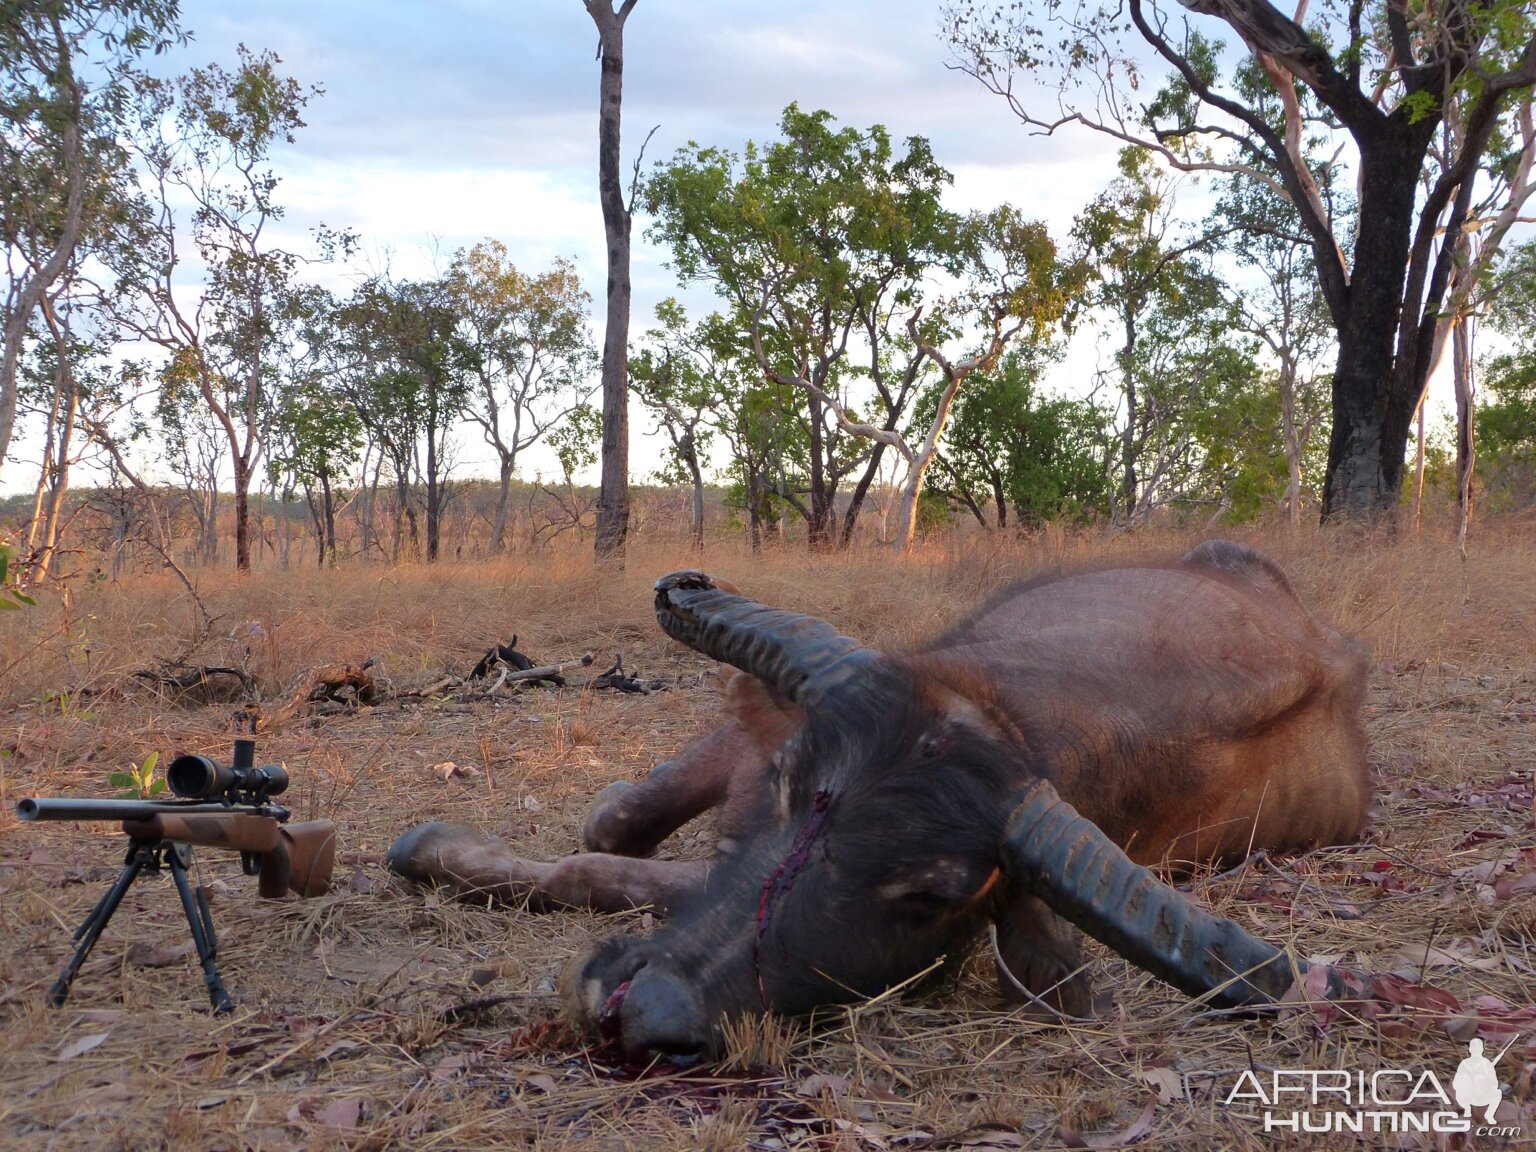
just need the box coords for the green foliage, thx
[447,240,598,479]
[0,543,39,610]
[644,103,1072,545]
[108,751,165,799]
[547,403,602,483]
[919,350,1113,527]
[1479,242,1536,509]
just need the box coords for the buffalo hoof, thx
[386,821,537,902]
[581,780,639,854]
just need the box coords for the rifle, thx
[16,737,337,1014]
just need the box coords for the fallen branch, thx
[588,654,651,694]
[487,652,594,692]
[131,664,258,700]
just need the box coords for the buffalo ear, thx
[992,894,1094,1018]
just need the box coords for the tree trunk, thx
[1409,400,1427,537]
[746,470,763,553]
[33,382,77,583]
[1321,133,1432,521]
[491,457,514,552]
[588,0,639,563]
[805,394,834,550]
[234,459,252,571]
[1118,318,1138,523]
[1454,317,1475,559]
[685,444,705,552]
[321,470,338,566]
[840,441,889,546]
[426,439,441,563]
[1278,352,1303,530]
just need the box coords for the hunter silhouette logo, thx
[1453,1037,1517,1125]
[1224,1035,1522,1137]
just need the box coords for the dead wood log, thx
[131,665,258,701]
[255,658,380,731]
[486,652,595,693]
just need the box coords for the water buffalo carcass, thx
[388,541,1372,1063]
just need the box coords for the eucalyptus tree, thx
[0,0,182,480]
[265,288,362,566]
[154,345,225,562]
[334,274,472,562]
[447,240,597,551]
[1216,170,1334,525]
[102,47,320,570]
[629,299,729,550]
[584,0,640,562]
[1070,148,1244,523]
[918,349,1114,530]
[949,0,1536,520]
[646,104,1068,550]
[1479,240,1536,510]
[268,383,361,567]
[17,290,120,581]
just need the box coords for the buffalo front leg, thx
[992,894,1095,1019]
[582,739,744,856]
[387,822,708,914]
[584,672,802,857]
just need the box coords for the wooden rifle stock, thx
[119,813,337,898]
[258,821,337,898]
[121,812,279,852]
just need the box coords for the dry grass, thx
[2,520,1534,1149]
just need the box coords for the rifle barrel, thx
[17,798,289,822]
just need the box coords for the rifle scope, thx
[168,737,288,800]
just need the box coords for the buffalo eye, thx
[875,856,978,914]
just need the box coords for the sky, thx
[90,0,1126,487]
[172,0,1121,282]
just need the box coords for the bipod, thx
[48,834,234,1014]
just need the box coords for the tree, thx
[584,0,640,562]
[948,0,1536,521]
[336,275,472,563]
[103,47,321,570]
[1070,148,1245,523]
[1216,169,1334,525]
[1479,240,1536,510]
[17,291,106,582]
[920,348,1114,528]
[629,300,721,551]
[267,294,362,568]
[0,0,182,481]
[646,105,1068,550]
[448,240,598,552]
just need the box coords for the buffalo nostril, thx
[620,965,710,1063]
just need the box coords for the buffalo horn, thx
[654,571,876,705]
[1004,779,1346,1007]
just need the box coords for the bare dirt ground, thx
[2,524,1535,1150]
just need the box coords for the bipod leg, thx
[168,844,234,1015]
[48,841,153,1008]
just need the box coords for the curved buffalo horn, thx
[654,571,877,705]
[1004,779,1347,1008]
